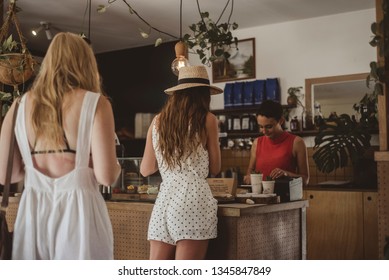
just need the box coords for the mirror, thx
[305,73,368,118]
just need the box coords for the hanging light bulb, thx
[171,41,190,76]
[31,25,43,36]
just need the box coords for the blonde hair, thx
[30,32,103,149]
[158,86,210,169]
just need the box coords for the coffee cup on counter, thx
[250,173,263,194]
[262,180,275,194]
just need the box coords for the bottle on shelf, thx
[290,116,300,132]
[232,115,241,131]
[240,114,251,132]
[313,101,324,128]
[303,109,314,130]
[249,114,258,132]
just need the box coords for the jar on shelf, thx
[290,116,300,132]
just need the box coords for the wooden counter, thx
[106,200,308,260]
[4,196,308,260]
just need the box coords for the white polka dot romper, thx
[147,120,218,245]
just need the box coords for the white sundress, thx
[12,92,114,260]
[147,119,218,245]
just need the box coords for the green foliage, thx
[287,86,303,98]
[367,0,389,96]
[353,90,378,125]
[0,35,20,54]
[182,12,238,66]
[313,114,371,173]
[98,0,239,66]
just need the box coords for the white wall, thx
[189,9,376,111]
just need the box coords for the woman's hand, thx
[269,168,288,180]
[243,175,251,184]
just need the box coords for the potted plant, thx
[182,12,238,66]
[312,114,376,187]
[0,0,35,117]
[287,86,303,106]
[0,35,34,88]
[352,91,378,128]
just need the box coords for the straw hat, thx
[164,65,223,95]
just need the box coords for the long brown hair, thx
[158,86,211,169]
[30,32,103,149]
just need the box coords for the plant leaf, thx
[313,114,371,173]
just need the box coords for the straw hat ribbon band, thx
[178,78,210,85]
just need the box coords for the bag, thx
[0,210,13,260]
[0,97,20,260]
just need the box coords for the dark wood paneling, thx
[96,41,178,156]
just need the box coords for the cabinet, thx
[303,190,378,259]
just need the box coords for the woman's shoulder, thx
[206,111,217,121]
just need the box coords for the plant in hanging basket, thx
[0,35,34,86]
[0,1,35,118]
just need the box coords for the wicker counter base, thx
[106,200,308,260]
[4,196,307,260]
[207,209,302,259]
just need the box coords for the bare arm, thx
[140,117,158,177]
[269,136,309,186]
[0,100,25,185]
[293,136,310,186]
[243,138,258,184]
[206,112,221,176]
[90,96,121,186]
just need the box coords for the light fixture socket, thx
[171,41,190,75]
[174,41,187,58]
[45,29,53,40]
[32,21,53,40]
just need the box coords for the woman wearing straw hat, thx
[140,65,222,260]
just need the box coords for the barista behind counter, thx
[243,100,309,187]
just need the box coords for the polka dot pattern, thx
[147,122,218,245]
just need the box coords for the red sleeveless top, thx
[255,131,296,179]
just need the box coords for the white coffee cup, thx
[250,173,263,194]
[262,180,275,194]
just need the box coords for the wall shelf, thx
[212,104,295,115]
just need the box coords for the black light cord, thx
[180,0,182,40]
[88,0,91,40]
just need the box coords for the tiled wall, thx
[220,147,354,186]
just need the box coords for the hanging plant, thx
[0,0,35,117]
[367,0,389,96]
[182,11,238,66]
[97,0,239,66]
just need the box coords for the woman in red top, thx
[244,100,309,186]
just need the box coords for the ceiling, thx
[3,0,376,55]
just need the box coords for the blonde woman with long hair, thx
[0,32,120,259]
[140,66,222,259]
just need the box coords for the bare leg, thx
[175,240,209,260]
[149,240,176,260]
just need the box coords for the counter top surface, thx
[305,185,377,192]
[106,199,309,217]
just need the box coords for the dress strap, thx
[15,95,34,167]
[75,91,100,167]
